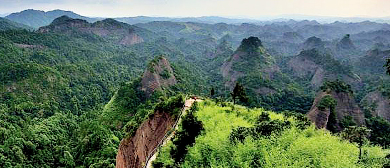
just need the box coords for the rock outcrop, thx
[116,110,175,168]
[222,36,280,91]
[140,57,177,97]
[362,91,390,121]
[287,49,360,89]
[308,89,365,131]
[336,34,356,51]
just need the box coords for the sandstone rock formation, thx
[308,90,365,131]
[140,57,177,97]
[116,110,175,168]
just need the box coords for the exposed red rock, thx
[140,57,177,97]
[116,110,175,168]
[308,91,365,131]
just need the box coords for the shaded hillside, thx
[362,91,390,121]
[287,49,359,89]
[308,80,365,132]
[301,36,326,50]
[356,49,390,74]
[282,32,304,43]
[38,16,154,45]
[0,17,32,31]
[333,34,362,60]
[5,9,98,28]
[222,36,279,89]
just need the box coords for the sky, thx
[0,0,390,18]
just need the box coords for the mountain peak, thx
[238,36,263,51]
[50,15,88,25]
[141,56,177,97]
[92,18,127,29]
[302,36,325,50]
[5,9,97,28]
[336,34,356,50]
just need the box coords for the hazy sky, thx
[0,0,389,18]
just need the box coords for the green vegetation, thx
[154,100,388,167]
[230,82,248,104]
[2,14,390,167]
[366,117,390,148]
[160,68,172,79]
[341,126,371,160]
[153,102,204,167]
[0,28,209,167]
[320,80,353,93]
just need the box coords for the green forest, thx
[1,8,390,168]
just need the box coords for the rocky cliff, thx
[308,88,365,132]
[140,57,177,97]
[115,56,178,168]
[287,49,360,89]
[362,91,390,121]
[116,110,175,168]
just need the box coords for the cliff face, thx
[116,110,175,168]
[362,91,390,122]
[308,91,365,131]
[287,49,360,89]
[307,92,332,129]
[140,57,177,97]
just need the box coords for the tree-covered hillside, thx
[2,12,390,168]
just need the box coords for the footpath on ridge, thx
[144,98,200,168]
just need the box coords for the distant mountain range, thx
[5,9,98,28]
[4,9,390,29]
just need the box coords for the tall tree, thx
[341,126,371,160]
[230,82,248,104]
[210,87,215,98]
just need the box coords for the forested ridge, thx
[1,11,390,168]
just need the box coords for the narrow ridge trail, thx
[144,98,199,168]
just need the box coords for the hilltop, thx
[5,9,98,28]
[38,16,155,45]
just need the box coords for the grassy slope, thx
[155,100,388,168]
